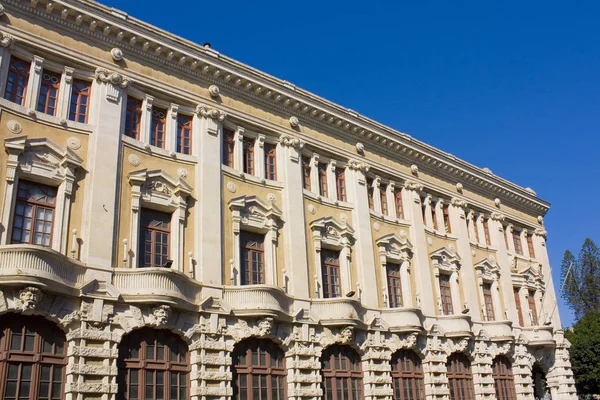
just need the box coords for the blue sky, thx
[102,0,600,327]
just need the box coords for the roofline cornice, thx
[3,0,550,216]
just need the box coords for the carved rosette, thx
[195,104,227,122]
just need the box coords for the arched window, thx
[492,356,517,400]
[446,353,475,400]
[117,328,189,400]
[391,350,425,400]
[0,313,67,400]
[321,345,363,400]
[232,338,286,400]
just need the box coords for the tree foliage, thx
[564,312,600,396]
[561,238,600,319]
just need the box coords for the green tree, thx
[564,312,600,397]
[561,238,600,319]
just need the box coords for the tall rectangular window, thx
[431,204,438,231]
[302,156,311,190]
[321,250,341,298]
[528,291,538,325]
[318,163,328,197]
[472,217,480,242]
[367,179,374,210]
[69,79,91,123]
[4,56,30,105]
[380,185,388,215]
[11,180,56,247]
[483,283,495,321]
[335,168,346,201]
[387,263,403,308]
[503,227,510,249]
[243,138,255,175]
[150,107,167,148]
[139,209,171,268]
[514,289,524,326]
[124,96,142,139]
[240,231,265,285]
[37,69,61,115]
[439,274,453,315]
[176,114,192,155]
[222,128,235,167]
[264,143,277,180]
[443,205,451,233]
[527,234,536,258]
[483,218,491,245]
[394,189,404,219]
[512,230,523,255]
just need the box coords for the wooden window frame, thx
[11,180,57,247]
[492,356,517,400]
[443,205,451,233]
[335,168,346,202]
[176,114,192,155]
[528,291,539,326]
[386,263,403,308]
[4,56,30,105]
[483,219,491,245]
[439,274,454,315]
[139,209,171,268]
[240,231,265,285]
[117,328,189,400]
[318,163,328,197]
[446,353,476,400]
[514,289,524,326]
[394,189,404,219]
[321,345,363,400]
[124,96,143,140]
[367,179,374,210]
[302,156,311,190]
[391,350,425,400]
[37,69,61,116]
[483,283,495,321]
[526,234,535,258]
[232,338,286,400]
[321,249,341,299]
[512,230,523,255]
[472,216,480,242]
[68,79,91,123]
[264,143,277,181]
[380,185,388,215]
[223,129,235,168]
[150,107,167,149]
[243,138,255,175]
[0,313,67,400]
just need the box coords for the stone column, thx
[194,104,226,287]
[402,180,436,316]
[489,213,518,323]
[80,68,129,268]
[533,226,561,329]
[345,160,378,307]
[25,55,43,111]
[0,33,15,96]
[279,135,309,297]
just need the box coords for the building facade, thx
[0,1,577,399]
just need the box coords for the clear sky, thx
[101,0,600,327]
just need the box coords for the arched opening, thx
[532,363,549,400]
[446,352,475,400]
[117,327,189,400]
[0,312,67,400]
[231,338,286,400]
[321,345,363,400]
[391,349,425,400]
[492,356,517,400]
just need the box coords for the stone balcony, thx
[433,314,473,337]
[475,320,514,340]
[0,245,87,295]
[380,307,424,332]
[310,297,366,325]
[112,267,202,309]
[520,326,555,346]
[223,285,292,318]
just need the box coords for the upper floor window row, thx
[222,127,279,182]
[366,177,405,220]
[4,56,91,123]
[504,224,536,258]
[124,95,193,155]
[467,212,492,246]
[421,194,452,234]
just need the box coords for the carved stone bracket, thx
[195,104,227,122]
[280,134,305,150]
[347,159,369,172]
[403,180,424,192]
[95,67,130,102]
[0,31,14,48]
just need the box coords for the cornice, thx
[3,0,550,217]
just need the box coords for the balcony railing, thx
[380,307,424,332]
[520,326,555,346]
[223,285,292,317]
[310,297,366,324]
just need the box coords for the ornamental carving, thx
[66,136,82,150]
[443,337,470,355]
[289,116,300,128]
[208,85,220,97]
[144,180,171,195]
[490,212,505,222]
[403,180,424,192]
[18,287,42,311]
[280,134,304,150]
[94,67,130,89]
[196,104,227,121]
[387,333,419,352]
[0,32,14,48]
[110,47,124,61]
[6,119,22,134]
[151,305,171,326]
[320,326,355,348]
[127,154,140,166]
[258,317,275,336]
[450,197,468,208]
[347,159,369,172]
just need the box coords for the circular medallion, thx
[266,193,276,203]
[128,154,140,167]
[373,222,380,232]
[6,120,22,134]
[66,136,81,150]
[178,168,188,179]
[307,204,316,215]
[227,182,237,193]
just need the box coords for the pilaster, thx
[0,33,15,96]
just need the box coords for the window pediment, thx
[5,136,83,190]
[513,263,544,291]
[229,195,282,233]
[474,256,501,281]
[129,168,191,212]
[310,216,354,250]
[376,233,413,263]
[430,247,461,272]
